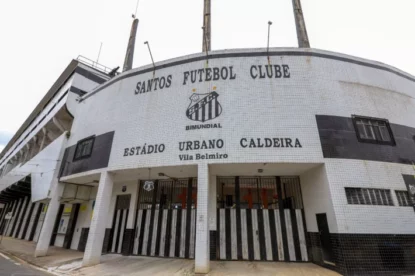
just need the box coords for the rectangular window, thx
[345,187,393,206]
[395,190,413,207]
[73,136,95,161]
[352,115,395,145]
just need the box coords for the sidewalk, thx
[0,236,83,273]
[0,236,340,276]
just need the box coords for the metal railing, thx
[76,55,113,74]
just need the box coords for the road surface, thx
[0,252,51,276]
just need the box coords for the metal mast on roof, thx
[202,0,211,52]
[123,0,140,72]
[292,0,310,48]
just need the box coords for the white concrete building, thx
[0,48,414,276]
[0,57,110,255]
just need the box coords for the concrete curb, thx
[0,248,61,276]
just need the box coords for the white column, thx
[195,163,210,273]
[208,174,217,231]
[82,172,114,267]
[126,182,138,228]
[34,183,64,257]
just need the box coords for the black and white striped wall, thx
[0,197,46,243]
[133,208,196,258]
[217,208,308,261]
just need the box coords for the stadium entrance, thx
[214,176,308,262]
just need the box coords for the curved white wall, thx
[68,48,415,171]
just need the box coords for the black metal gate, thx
[109,194,131,254]
[216,176,308,262]
[133,178,197,258]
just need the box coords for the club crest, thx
[186,91,222,122]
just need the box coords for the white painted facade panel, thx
[61,48,415,239]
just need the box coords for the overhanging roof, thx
[0,59,109,162]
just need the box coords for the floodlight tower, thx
[292,0,310,48]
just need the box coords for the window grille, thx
[73,136,95,161]
[352,116,395,145]
[345,187,393,206]
[395,190,413,207]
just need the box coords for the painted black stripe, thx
[225,209,231,260]
[82,50,415,102]
[137,209,147,255]
[0,205,6,226]
[184,178,193,259]
[155,208,164,256]
[75,67,107,84]
[164,209,173,257]
[195,106,199,121]
[214,98,219,117]
[268,210,278,261]
[70,86,87,96]
[10,199,23,236]
[0,204,8,234]
[202,103,206,122]
[50,204,64,245]
[132,205,139,254]
[147,180,159,256]
[0,203,7,233]
[257,209,266,260]
[122,210,129,254]
[108,202,118,253]
[29,203,43,241]
[216,208,220,259]
[301,209,311,260]
[290,209,301,261]
[235,177,242,260]
[0,203,11,235]
[21,203,35,240]
[276,177,289,261]
[246,209,254,261]
[114,210,123,253]
[64,204,80,249]
[208,100,212,121]
[175,209,182,257]
[15,199,29,238]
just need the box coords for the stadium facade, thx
[0,3,415,276]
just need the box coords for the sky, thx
[0,0,414,152]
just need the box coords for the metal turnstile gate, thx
[133,178,197,259]
[109,194,131,254]
[216,176,308,262]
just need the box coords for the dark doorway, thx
[50,204,64,245]
[316,213,334,265]
[63,204,81,249]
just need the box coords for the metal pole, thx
[202,26,209,65]
[144,41,156,76]
[292,0,310,48]
[202,0,211,52]
[267,21,272,63]
[96,42,103,65]
[123,19,139,72]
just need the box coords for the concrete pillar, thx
[126,182,138,228]
[82,172,114,267]
[35,182,64,257]
[39,129,48,152]
[195,163,210,273]
[208,174,216,231]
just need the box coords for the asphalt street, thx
[0,252,50,276]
